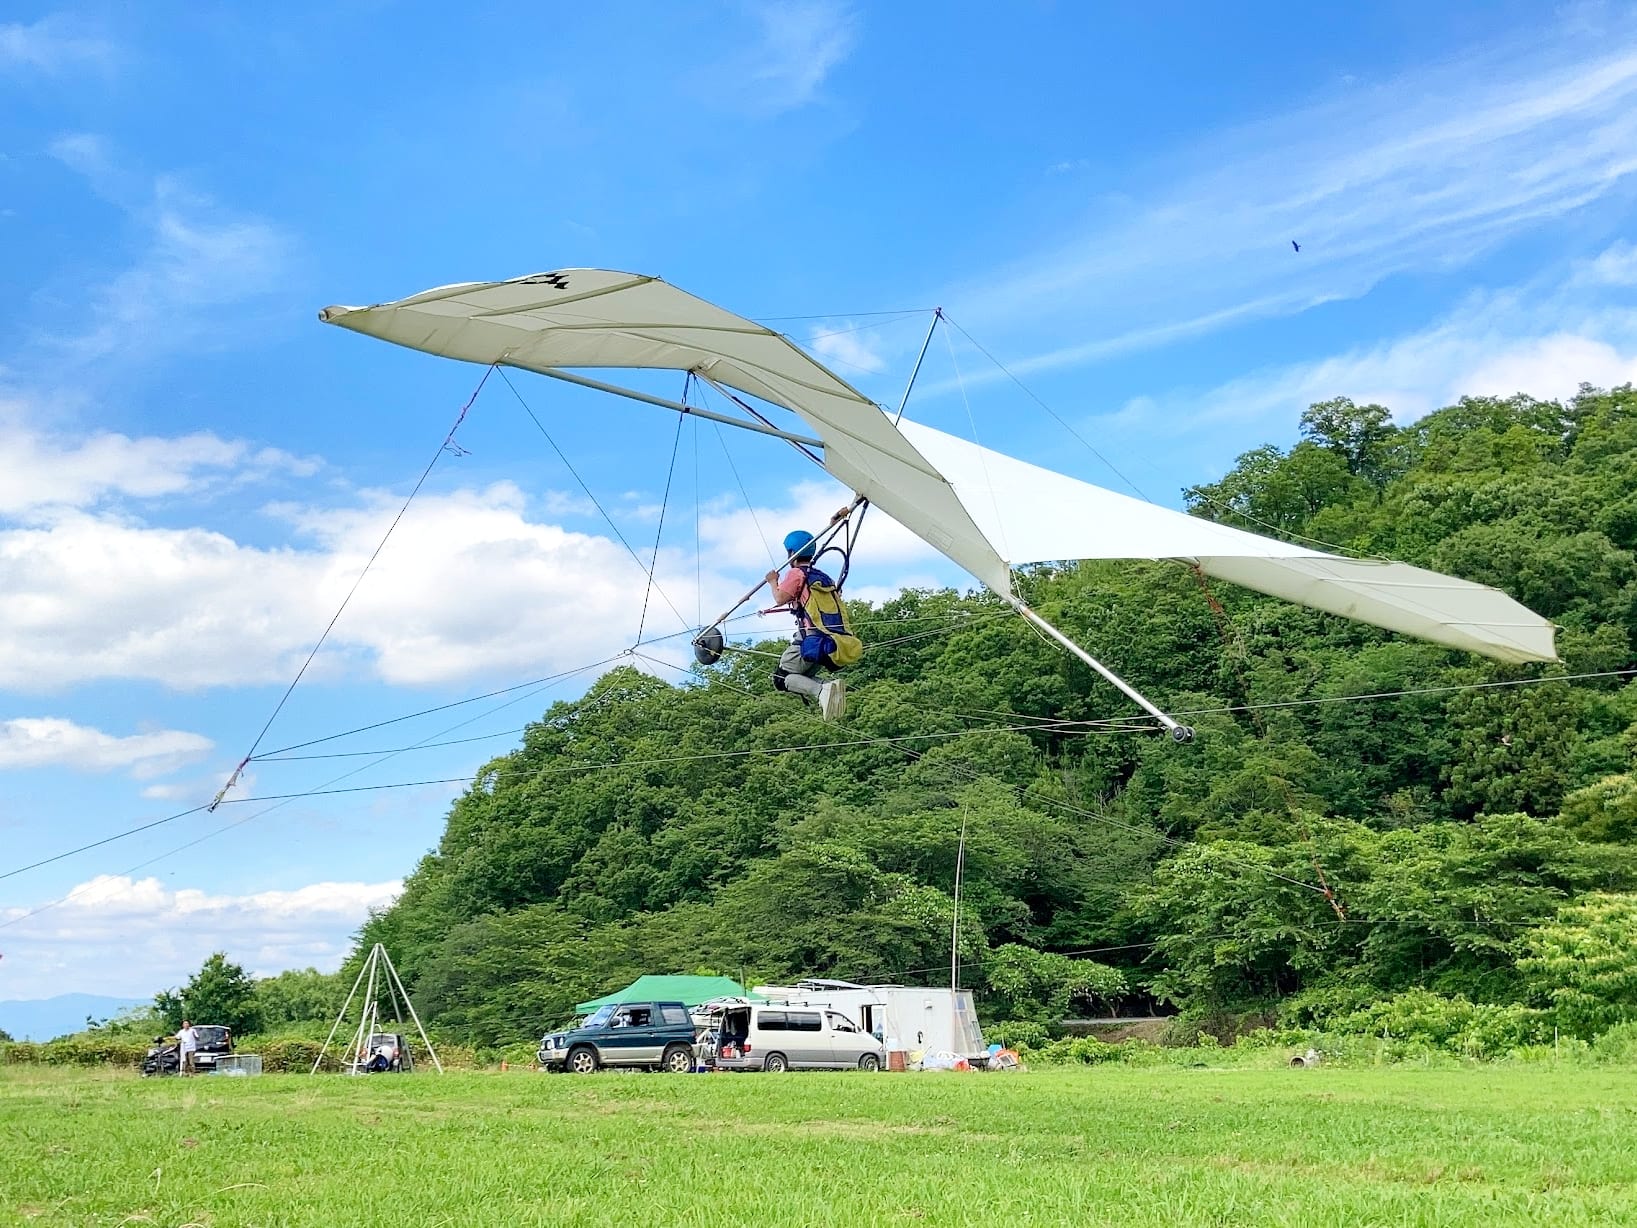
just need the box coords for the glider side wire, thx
[693,415,702,627]
[252,658,626,759]
[632,651,1333,900]
[497,367,692,633]
[0,804,212,883]
[712,419,778,567]
[941,324,1010,567]
[9,656,1621,921]
[636,411,686,647]
[939,312,1153,502]
[938,313,1384,561]
[208,363,497,813]
[0,658,623,916]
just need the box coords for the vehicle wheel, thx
[661,1045,694,1073]
[857,1053,881,1072]
[763,1052,789,1073]
[566,1046,600,1074]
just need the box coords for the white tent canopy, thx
[321,269,1558,668]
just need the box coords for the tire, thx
[857,1053,881,1072]
[661,1045,694,1074]
[566,1046,599,1074]
[762,1052,789,1073]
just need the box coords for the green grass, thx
[4,1065,1637,1226]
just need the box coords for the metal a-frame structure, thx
[312,942,442,1074]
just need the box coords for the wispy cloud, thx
[1106,243,1637,436]
[810,321,888,374]
[715,0,858,115]
[944,20,1637,381]
[0,14,115,74]
[0,718,212,777]
[30,137,296,371]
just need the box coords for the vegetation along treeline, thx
[13,385,1637,1064]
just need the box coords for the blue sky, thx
[3,1,1636,1002]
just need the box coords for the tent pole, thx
[311,955,371,1074]
[380,946,443,1074]
[1005,595,1193,742]
[530,366,824,449]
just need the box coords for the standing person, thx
[766,507,862,721]
[176,1019,198,1076]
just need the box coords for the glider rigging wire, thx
[207,364,498,813]
[498,367,693,634]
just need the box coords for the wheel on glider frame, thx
[1170,725,1195,744]
[693,626,725,666]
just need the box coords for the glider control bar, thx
[1005,595,1194,742]
[532,366,825,449]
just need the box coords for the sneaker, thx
[818,678,846,722]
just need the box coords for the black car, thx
[140,1024,234,1076]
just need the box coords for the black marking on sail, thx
[522,272,571,289]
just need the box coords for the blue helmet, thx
[783,530,817,561]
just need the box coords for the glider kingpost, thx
[320,269,1558,741]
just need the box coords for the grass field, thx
[4,1065,1636,1226]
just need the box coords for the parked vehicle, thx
[140,1024,234,1076]
[708,1003,884,1072]
[754,982,989,1067]
[349,1031,413,1073]
[141,1037,179,1077]
[537,1000,698,1073]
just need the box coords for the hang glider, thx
[320,269,1558,738]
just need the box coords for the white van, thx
[709,1003,884,1072]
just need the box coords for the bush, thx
[1323,990,1552,1059]
[257,1038,340,1073]
[986,1021,1052,1050]
[3,1038,151,1068]
[1591,1021,1637,1063]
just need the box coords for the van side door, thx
[825,1010,875,1068]
[783,1009,825,1067]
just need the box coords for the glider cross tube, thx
[535,367,824,449]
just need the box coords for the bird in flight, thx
[1292,240,1302,253]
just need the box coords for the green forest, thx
[328,384,1637,1054]
[31,384,1637,1064]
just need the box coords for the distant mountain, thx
[0,994,146,1042]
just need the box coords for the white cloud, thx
[0,15,114,74]
[940,24,1637,384]
[0,874,400,999]
[0,461,951,694]
[0,718,211,777]
[0,403,318,518]
[810,323,888,375]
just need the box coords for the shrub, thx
[986,1021,1051,1050]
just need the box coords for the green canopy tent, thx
[575,975,762,1013]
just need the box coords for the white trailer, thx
[752,981,988,1066]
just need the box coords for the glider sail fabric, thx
[320,270,1012,592]
[897,419,1558,664]
[322,268,1558,665]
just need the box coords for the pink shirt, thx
[774,567,808,605]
